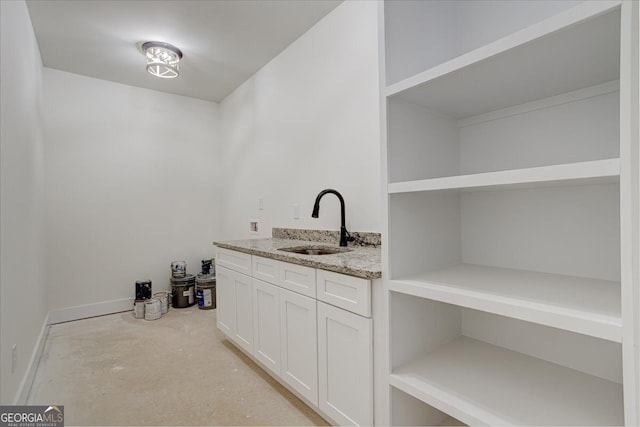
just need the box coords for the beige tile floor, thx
[27,305,329,426]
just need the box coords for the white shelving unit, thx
[379,1,639,425]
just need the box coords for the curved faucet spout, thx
[311,189,352,247]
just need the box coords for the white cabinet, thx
[318,301,372,426]
[280,288,318,406]
[217,265,253,354]
[252,275,319,406]
[252,254,318,395]
[380,1,639,425]
[252,278,281,376]
[216,247,375,425]
[219,252,319,406]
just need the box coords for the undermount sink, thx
[278,246,352,256]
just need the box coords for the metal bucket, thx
[144,298,162,320]
[201,259,215,275]
[196,274,216,310]
[135,280,152,300]
[171,274,195,308]
[171,261,187,278]
[133,300,145,319]
[153,292,169,314]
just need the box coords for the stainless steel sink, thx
[278,246,352,256]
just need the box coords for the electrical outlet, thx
[12,344,17,374]
[250,220,259,234]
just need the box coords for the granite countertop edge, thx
[214,238,382,280]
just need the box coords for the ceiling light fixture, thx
[141,41,183,79]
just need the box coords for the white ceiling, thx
[26,0,342,102]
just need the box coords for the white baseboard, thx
[48,298,134,324]
[13,314,49,405]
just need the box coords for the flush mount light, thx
[141,41,182,79]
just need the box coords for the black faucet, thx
[311,189,354,247]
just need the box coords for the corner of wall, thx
[1,0,49,405]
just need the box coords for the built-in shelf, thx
[389,263,621,342]
[388,159,620,194]
[390,337,624,426]
[382,0,638,424]
[385,1,621,119]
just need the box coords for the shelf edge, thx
[387,159,621,194]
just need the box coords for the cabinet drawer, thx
[278,262,316,298]
[317,269,371,317]
[216,247,252,276]
[252,256,279,285]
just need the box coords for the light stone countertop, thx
[213,238,381,280]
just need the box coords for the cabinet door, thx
[318,301,373,426]
[233,269,254,354]
[280,288,318,406]
[252,278,281,376]
[216,266,236,337]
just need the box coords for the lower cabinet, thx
[217,265,253,354]
[318,301,373,426]
[252,278,319,405]
[216,249,373,426]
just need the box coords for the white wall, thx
[0,0,48,404]
[43,69,221,319]
[218,0,380,240]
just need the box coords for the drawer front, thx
[316,269,371,317]
[252,255,279,285]
[216,247,252,276]
[278,261,316,298]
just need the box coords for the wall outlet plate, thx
[250,220,259,234]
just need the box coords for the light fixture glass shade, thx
[142,41,182,79]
